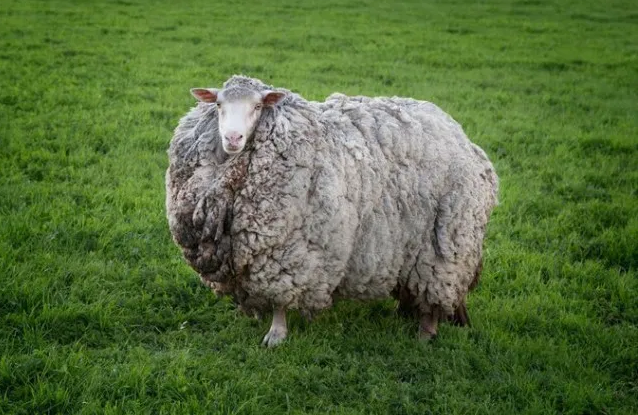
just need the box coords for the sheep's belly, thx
[333,268,399,301]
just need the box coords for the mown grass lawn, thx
[1,0,636,413]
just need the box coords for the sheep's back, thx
[313,95,497,300]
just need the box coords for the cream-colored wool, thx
[166,75,498,332]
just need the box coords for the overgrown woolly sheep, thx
[165,75,498,346]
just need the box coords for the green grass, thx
[1,0,637,413]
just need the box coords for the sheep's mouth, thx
[224,144,243,154]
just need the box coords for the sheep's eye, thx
[216,103,221,108]
[254,104,262,110]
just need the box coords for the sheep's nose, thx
[225,132,243,144]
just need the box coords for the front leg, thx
[262,307,288,347]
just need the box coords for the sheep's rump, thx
[166,82,498,317]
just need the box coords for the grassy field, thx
[1,0,637,413]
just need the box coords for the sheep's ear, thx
[261,90,286,106]
[190,88,219,103]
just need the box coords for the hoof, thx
[262,327,287,347]
[419,329,438,341]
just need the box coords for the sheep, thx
[165,75,498,347]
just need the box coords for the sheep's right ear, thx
[190,88,219,103]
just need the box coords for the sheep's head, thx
[191,86,286,155]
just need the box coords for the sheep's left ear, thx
[261,90,286,106]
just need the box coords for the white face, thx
[190,86,287,155]
[216,95,263,154]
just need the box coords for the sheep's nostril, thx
[225,133,243,143]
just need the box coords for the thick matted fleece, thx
[166,76,498,319]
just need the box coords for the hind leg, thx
[394,285,419,319]
[419,306,442,340]
[449,256,483,327]
[450,299,471,327]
